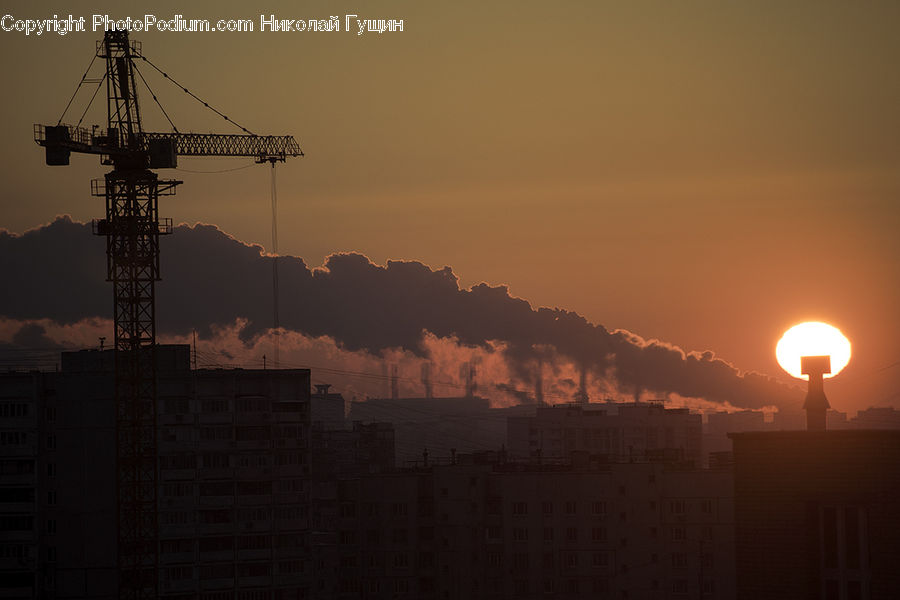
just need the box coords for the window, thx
[543,527,554,542]
[565,501,577,515]
[513,553,529,571]
[161,538,195,554]
[238,534,272,550]
[0,403,30,418]
[700,499,713,514]
[671,526,686,541]
[200,509,233,524]
[200,426,232,441]
[512,501,528,516]
[591,501,606,516]
[592,552,608,568]
[671,552,688,569]
[199,564,233,580]
[200,453,228,469]
[392,528,408,544]
[542,501,553,515]
[199,481,233,497]
[670,500,686,515]
[591,527,606,543]
[168,565,194,580]
[566,527,578,542]
[512,528,528,542]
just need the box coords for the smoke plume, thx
[0,216,800,409]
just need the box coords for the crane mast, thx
[34,29,302,599]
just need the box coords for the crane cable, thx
[271,161,280,368]
[57,53,98,125]
[132,62,179,133]
[74,73,107,130]
[133,50,257,136]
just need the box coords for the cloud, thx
[0,216,801,410]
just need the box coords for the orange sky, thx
[2,1,898,412]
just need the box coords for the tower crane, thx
[34,29,302,599]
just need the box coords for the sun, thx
[775,322,851,380]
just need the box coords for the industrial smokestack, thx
[391,364,399,400]
[460,362,477,398]
[421,362,433,399]
[578,365,589,404]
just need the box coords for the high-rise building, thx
[730,429,900,599]
[323,453,734,599]
[0,346,312,600]
[508,402,703,464]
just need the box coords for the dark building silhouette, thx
[348,396,519,466]
[730,430,900,599]
[0,346,312,599]
[849,407,900,429]
[508,402,703,464]
[320,453,734,599]
[311,384,346,430]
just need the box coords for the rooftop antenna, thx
[801,355,831,431]
[775,322,851,432]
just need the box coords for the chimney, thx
[578,365,589,404]
[391,364,399,400]
[421,362,433,399]
[461,362,477,398]
[801,355,831,431]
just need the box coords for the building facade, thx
[508,403,703,464]
[322,455,734,600]
[730,430,900,600]
[0,346,312,600]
